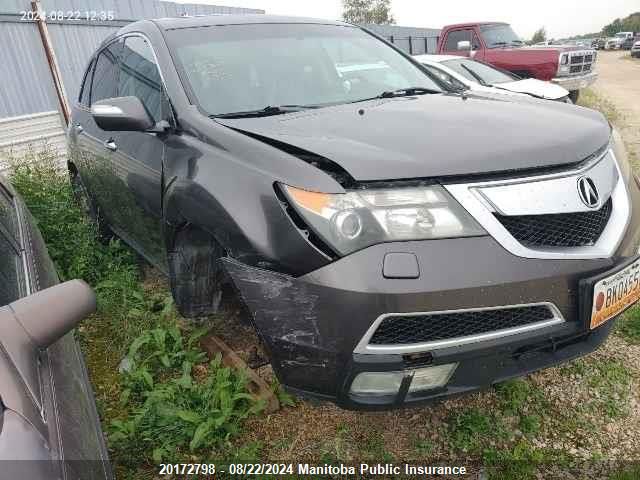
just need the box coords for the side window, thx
[90,41,122,105]
[78,58,95,106]
[444,29,473,51]
[118,36,163,123]
[472,34,481,51]
[0,189,20,305]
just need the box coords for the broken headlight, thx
[282,184,486,255]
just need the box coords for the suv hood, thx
[216,94,609,182]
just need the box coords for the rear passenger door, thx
[108,35,169,270]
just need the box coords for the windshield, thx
[479,24,523,48]
[166,23,443,117]
[442,58,516,85]
[615,33,628,38]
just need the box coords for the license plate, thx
[590,257,640,329]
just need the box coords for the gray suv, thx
[68,15,640,410]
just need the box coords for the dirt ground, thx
[592,50,640,161]
[212,52,640,476]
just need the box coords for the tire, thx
[167,227,225,319]
[70,171,113,240]
[568,90,580,104]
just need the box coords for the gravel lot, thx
[216,51,640,478]
[593,50,640,163]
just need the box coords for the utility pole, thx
[31,0,70,125]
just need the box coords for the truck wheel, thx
[167,226,225,319]
[569,90,580,104]
[70,170,113,240]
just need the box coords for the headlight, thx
[282,184,486,255]
[560,53,569,65]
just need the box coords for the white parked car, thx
[631,40,640,58]
[414,55,571,102]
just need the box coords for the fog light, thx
[409,363,458,392]
[349,363,458,397]
[349,371,404,396]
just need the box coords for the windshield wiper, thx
[459,64,488,86]
[377,87,441,98]
[212,104,319,119]
[489,41,508,48]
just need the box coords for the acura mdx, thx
[68,15,640,409]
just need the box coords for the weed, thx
[518,415,541,436]
[8,152,263,475]
[410,435,435,458]
[109,348,263,464]
[494,379,545,415]
[483,442,569,480]
[577,88,621,123]
[587,360,632,418]
[448,408,497,453]
[610,465,640,480]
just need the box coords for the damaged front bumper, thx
[222,205,640,409]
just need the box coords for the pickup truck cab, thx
[436,22,598,102]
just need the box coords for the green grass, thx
[448,408,499,453]
[495,379,546,415]
[619,307,640,344]
[610,465,640,480]
[7,150,262,477]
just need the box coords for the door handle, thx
[104,140,117,151]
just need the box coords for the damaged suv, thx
[68,15,640,410]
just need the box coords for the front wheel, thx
[568,90,580,104]
[167,227,225,319]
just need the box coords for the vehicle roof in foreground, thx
[153,14,350,30]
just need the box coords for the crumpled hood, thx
[493,78,569,100]
[216,93,609,182]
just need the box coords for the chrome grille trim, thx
[353,303,565,354]
[445,149,631,260]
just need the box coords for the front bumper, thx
[223,173,640,409]
[552,71,598,91]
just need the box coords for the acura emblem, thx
[577,176,599,208]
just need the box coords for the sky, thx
[174,0,639,39]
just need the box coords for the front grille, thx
[585,54,593,62]
[369,305,556,345]
[570,55,584,64]
[583,64,592,72]
[570,65,583,74]
[495,198,612,248]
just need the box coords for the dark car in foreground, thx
[67,15,640,410]
[0,176,111,477]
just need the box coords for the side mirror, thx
[5,280,96,348]
[457,40,471,51]
[91,96,154,132]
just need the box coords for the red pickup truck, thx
[436,22,598,102]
